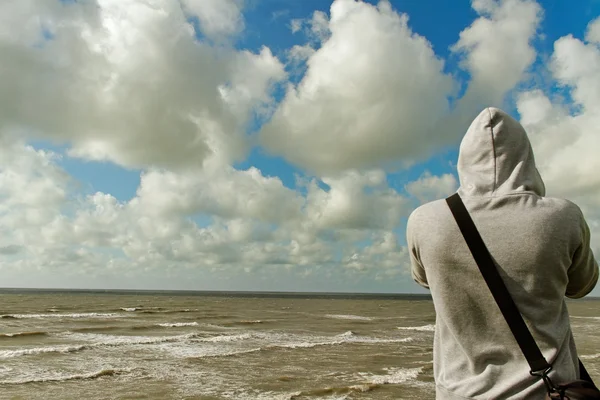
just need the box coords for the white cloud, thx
[516,17,600,253]
[260,0,454,175]
[449,0,542,129]
[586,16,600,44]
[6,0,597,291]
[302,170,410,231]
[288,44,316,64]
[132,166,304,223]
[290,19,303,34]
[405,172,458,204]
[0,140,412,286]
[180,0,244,40]
[0,0,285,171]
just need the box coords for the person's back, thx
[406,107,599,399]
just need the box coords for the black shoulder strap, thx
[445,193,551,373]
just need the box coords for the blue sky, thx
[1,0,599,294]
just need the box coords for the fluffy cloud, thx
[261,0,454,175]
[0,0,285,170]
[516,16,600,252]
[405,172,458,204]
[586,16,600,44]
[180,0,244,40]
[0,139,69,249]
[262,0,544,176]
[302,170,410,231]
[448,0,542,132]
[0,140,412,286]
[3,0,597,290]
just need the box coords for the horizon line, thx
[0,287,596,301]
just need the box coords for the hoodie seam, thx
[488,107,497,195]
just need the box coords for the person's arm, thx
[406,211,429,289]
[566,209,599,298]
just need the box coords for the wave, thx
[72,325,138,333]
[138,309,196,314]
[324,314,373,321]
[235,320,264,324]
[194,333,253,343]
[265,331,413,350]
[363,366,423,385]
[0,369,121,385]
[0,313,120,319]
[580,353,600,360]
[289,383,376,399]
[72,322,200,332]
[0,332,202,359]
[0,328,414,362]
[0,331,48,338]
[175,346,264,360]
[157,322,199,328]
[0,344,89,358]
[397,324,435,332]
[264,368,423,400]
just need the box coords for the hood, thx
[457,107,545,197]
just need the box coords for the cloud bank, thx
[0,0,598,290]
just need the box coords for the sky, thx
[0,0,599,294]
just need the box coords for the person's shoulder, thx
[540,196,585,219]
[407,199,449,225]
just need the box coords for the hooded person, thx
[406,107,599,399]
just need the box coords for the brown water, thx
[0,291,598,400]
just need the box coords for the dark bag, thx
[446,193,600,400]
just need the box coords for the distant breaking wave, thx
[0,313,120,319]
[0,332,202,359]
[263,331,413,350]
[397,324,435,332]
[1,322,211,336]
[324,314,373,321]
[0,369,121,385]
[0,344,90,358]
[157,322,199,328]
[0,331,48,338]
[0,329,415,361]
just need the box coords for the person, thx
[406,107,599,399]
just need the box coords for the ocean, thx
[0,290,598,400]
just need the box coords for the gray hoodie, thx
[406,107,598,399]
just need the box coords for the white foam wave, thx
[1,312,119,319]
[397,324,435,332]
[580,353,600,360]
[195,333,253,343]
[66,332,200,346]
[0,368,121,384]
[359,367,423,385]
[120,308,137,312]
[324,314,373,321]
[0,332,205,359]
[265,331,413,350]
[0,344,89,359]
[157,322,199,328]
[166,345,263,359]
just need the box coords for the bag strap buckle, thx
[531,366,561,396]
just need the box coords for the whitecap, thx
[324,314,373,321]
[397,324,435,332]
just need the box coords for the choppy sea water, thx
[0,291,598,400]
